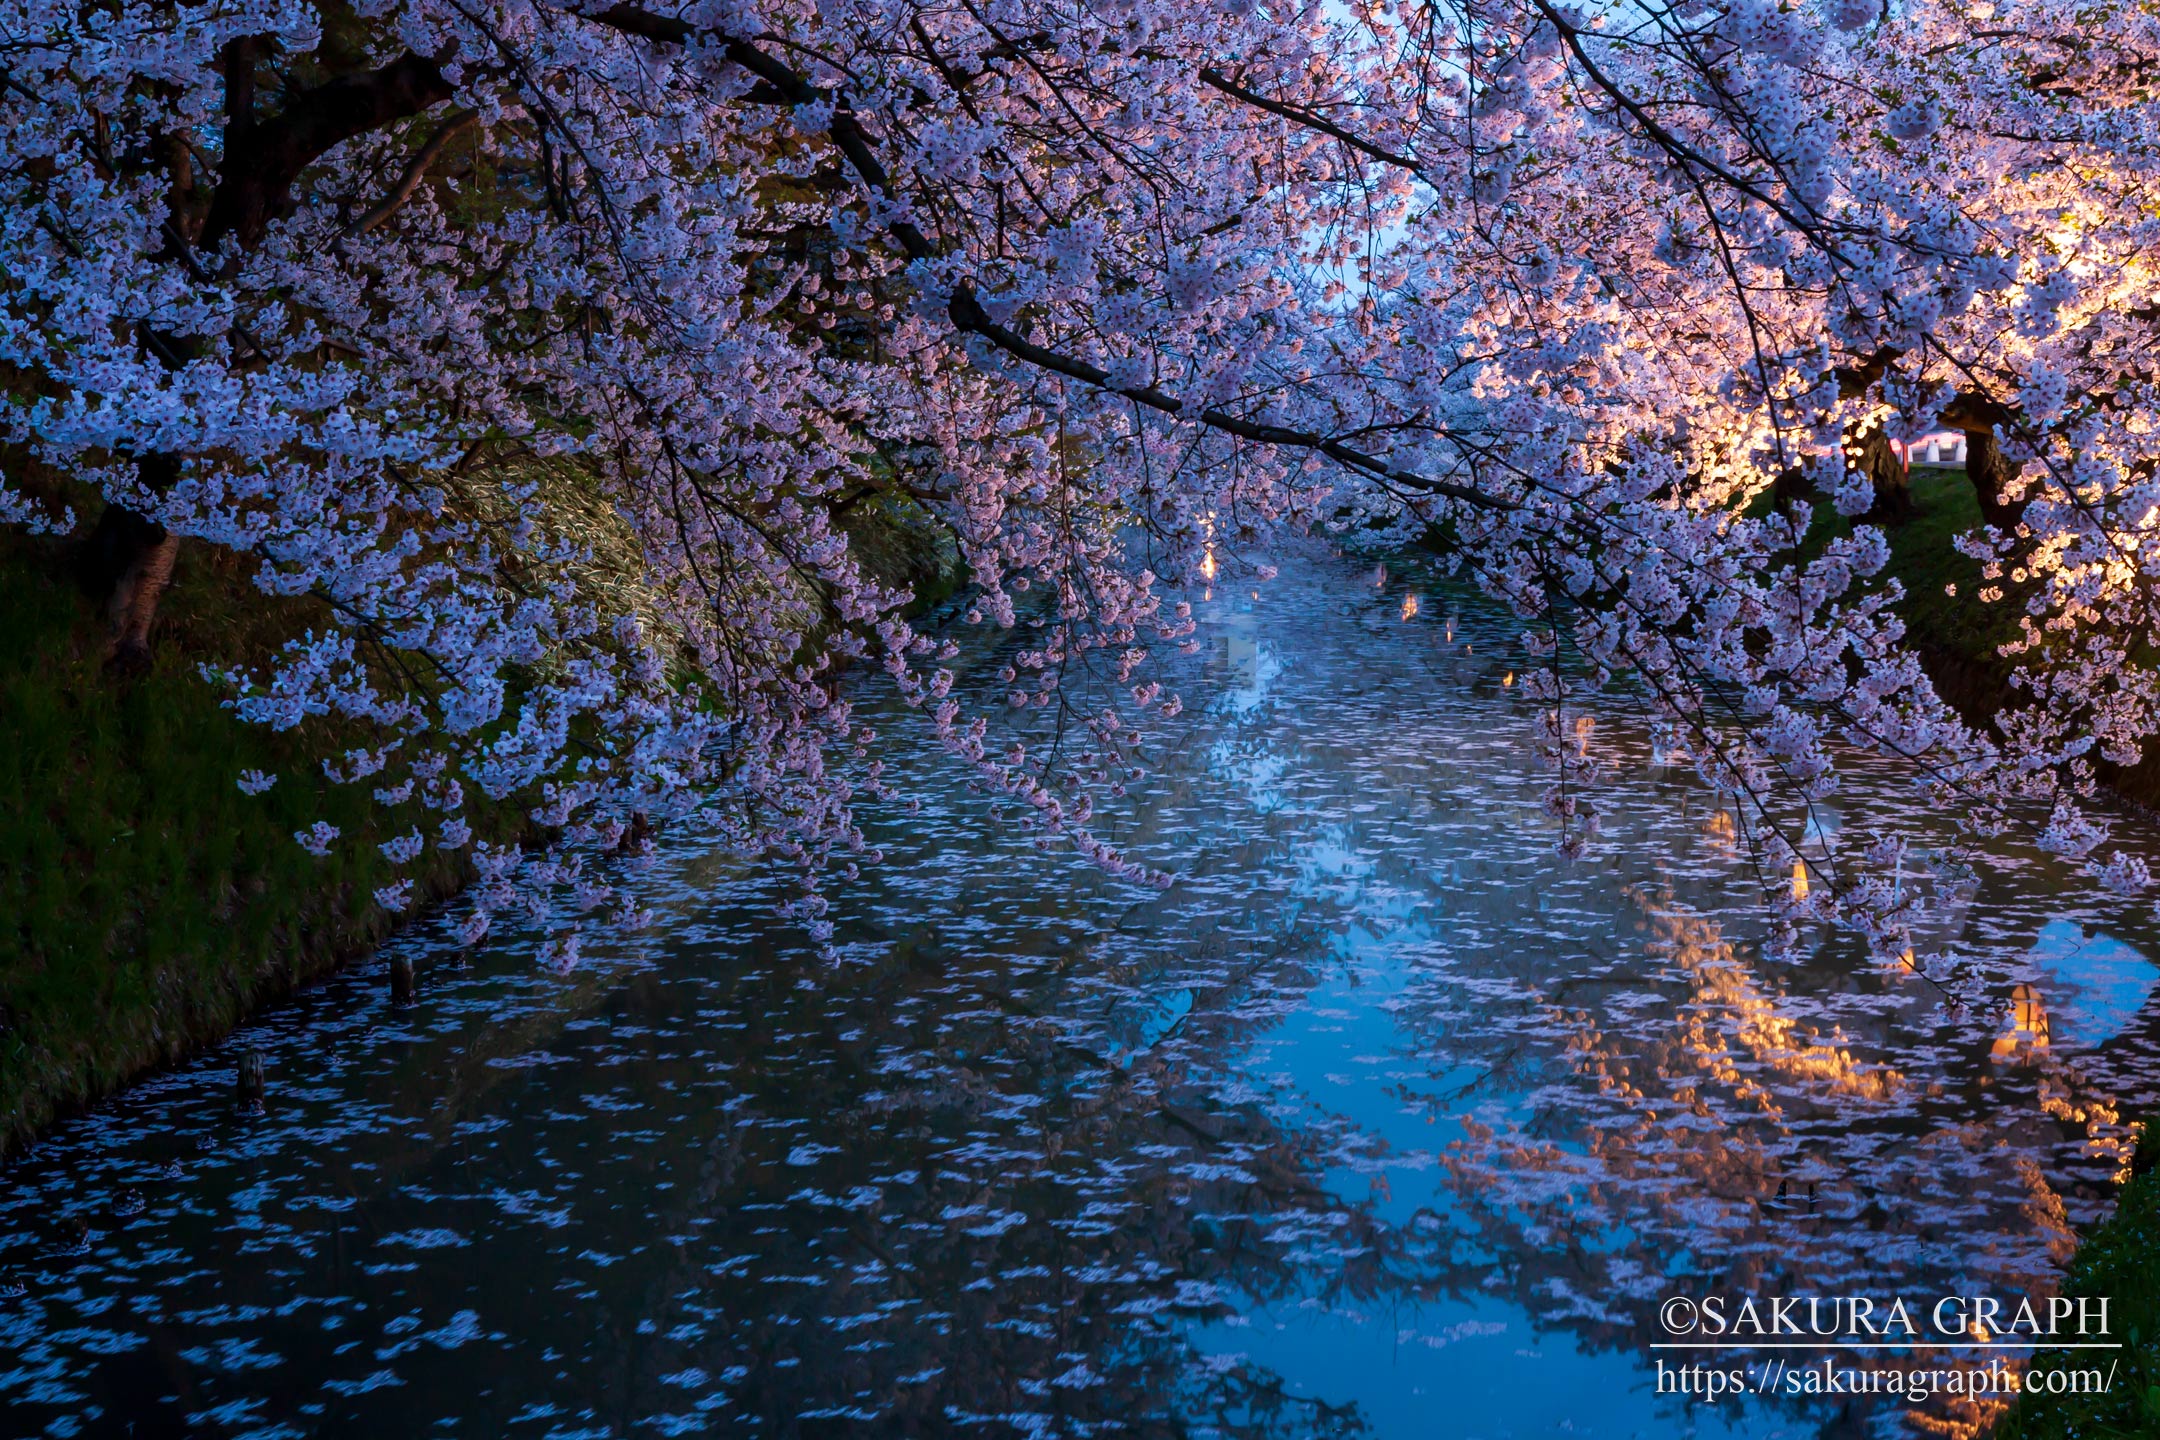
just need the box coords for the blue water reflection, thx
[2,544,2157,1439]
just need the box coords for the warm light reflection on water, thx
[2,545,2157,1439]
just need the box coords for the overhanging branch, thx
[202,52,456,250]
[584,4,1507,510]
[346,108,479,235]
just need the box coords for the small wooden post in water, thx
[236,1050,265,1107]
[390,955,416,1006]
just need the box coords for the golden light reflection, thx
[1990,983,2050,1062]
[1430,882,2126,1437]
[1790,860,1810,901]
[1200,545,1217,581]
[1630,886,1906,1104]
[1500,669,1514,687]
[1401,593,1419,620]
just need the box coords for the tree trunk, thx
[1962,426,2026,530]
[1857,425,1915,525]
[109,529,180,672]
[77,497,181,674]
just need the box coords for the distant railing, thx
[1887,432,1968,467]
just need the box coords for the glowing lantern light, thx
[1990,983,2050,1062]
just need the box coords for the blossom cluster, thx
[3,0,2155,950]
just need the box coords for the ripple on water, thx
[2,543,2157,1440]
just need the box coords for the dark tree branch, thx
[346,108,479,235]
[583,6,1505,509]
[201,51,455,250]
[1197,67,1429,180]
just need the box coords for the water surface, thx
[5,544,2158,1439]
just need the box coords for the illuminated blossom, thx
[2,0,2155,946]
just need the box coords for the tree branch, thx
[201,52,455,251]
[345,108,479,235]
[1197,67,1429,180]
[583,6,1505,509]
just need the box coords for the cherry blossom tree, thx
[4,0,2156,948]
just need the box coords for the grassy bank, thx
[1871,467,2160,1435]
[0,485,963,1157]
[1994,1141,2160,1437]
[1874,465,2160,805]
[0,529,483,1155]
[1880,465,2016,699]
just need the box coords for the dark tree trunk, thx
[108,529,180,672]
[199,52,451,251]
[1770,469,1813,509]
[1834,362,2022,532]
[78,501,181,674]
[76,501,162,599]
[1856,426,1915,525]
[67,47,452,673]
[78,451,185,673]
[1962,426,2026,530]
[1770,422,1914,522]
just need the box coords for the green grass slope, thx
[0,481,963,1157]
[1994,1143,2160,1437]
[0,531,480,1154]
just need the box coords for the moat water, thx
[6,544,2158,1438]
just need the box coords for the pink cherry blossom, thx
[3,0,2155,945]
